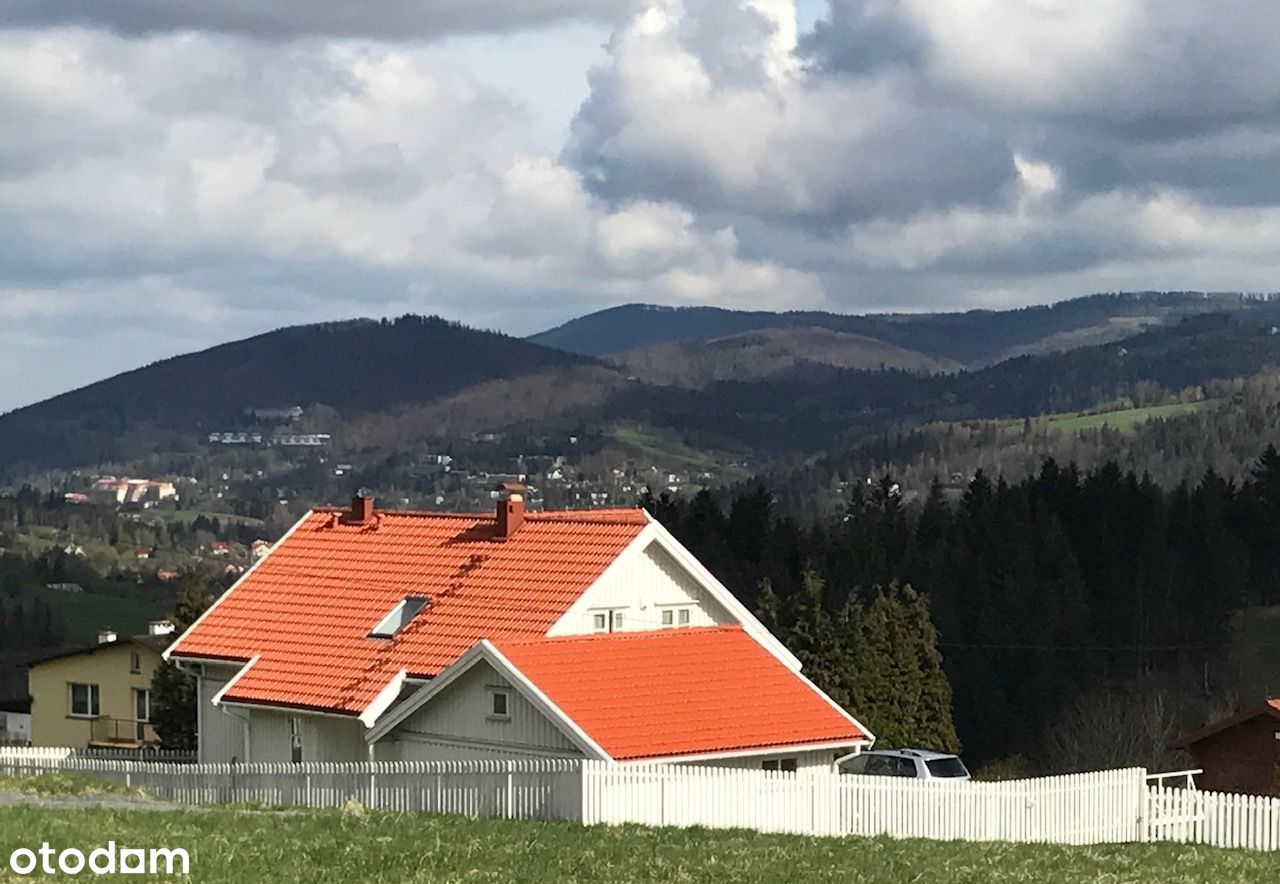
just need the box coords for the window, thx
[130,651,141,674]
[661,607,692,628]
[761,758,798,773]
[488,689,510,721]
[925,757,970,778]
[369,596,430,638]
[134,689,151,723]
[69,683,99,718]
[289,717,303,764]
[839,755,870,775]
[591,610,625,632]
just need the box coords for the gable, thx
[549,540,732,635]
[382,660,583,757]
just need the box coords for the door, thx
[134,689,151,742]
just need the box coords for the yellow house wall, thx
[28,642,164,748]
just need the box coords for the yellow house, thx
[27,623,175,748]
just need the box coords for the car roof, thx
[863,748,960,761]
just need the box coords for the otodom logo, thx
[7,842,190,876]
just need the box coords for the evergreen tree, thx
[150,579,215,751]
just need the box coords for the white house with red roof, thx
[165,488,872,770]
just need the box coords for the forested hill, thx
[0,315,594,471]
[530,292,1271,364]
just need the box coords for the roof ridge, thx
[495,625,744,648]
[310,506,647,526]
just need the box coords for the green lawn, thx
[974,400,1218,437]
[1,806,1278,883]
[41,591,169,644]
[1043,401,1216,434]
[609,422,748,481]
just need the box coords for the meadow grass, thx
[0,772,145,797]
[2,805,1280,883]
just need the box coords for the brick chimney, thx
[349,492,375,525]
[495,483,526,540]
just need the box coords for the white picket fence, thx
[1147,785,1280,851]
[4,747,1280,851]
[583,763,1145,843]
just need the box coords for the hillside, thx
[531,292,1272,365]
[611,326,961,387]
[0,316,592,474]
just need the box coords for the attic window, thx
[369,596,430,639]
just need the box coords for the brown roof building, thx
[1175,700,1280,795]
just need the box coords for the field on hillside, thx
[2,805,1279,883]
[973,400,1218,437]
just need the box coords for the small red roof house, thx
[167,489,872,769]
[1174,700,1280,795]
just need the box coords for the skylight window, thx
[369,596,430,639]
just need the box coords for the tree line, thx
[646,447,1280,770]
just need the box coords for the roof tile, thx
[171,507,648,714]
[493,626,866,760]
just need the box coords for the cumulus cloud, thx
[4,0,1280,409]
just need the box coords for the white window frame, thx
[69,683,100,718]
[659,606,692,628]
[369,596,430,639]
[289,716,303,764]
[590,609,626,633]
[761,757,798,773]
[487,687,511,722]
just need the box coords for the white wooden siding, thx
[549,541,732,636]
[384,661,583,762]
[246,709,367,763]
[680,748,843,772]
[197,666,244,764]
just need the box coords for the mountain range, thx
[3,292,1280,479]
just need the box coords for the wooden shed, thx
[1174,700,1280,795]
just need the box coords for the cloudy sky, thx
[1,0,1278,411]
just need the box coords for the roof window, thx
[369,596,430,639]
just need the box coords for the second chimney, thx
[495,483,525,540]
[349,493,375,525]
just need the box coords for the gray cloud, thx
[0,0,637,40]
[6,1,1280,410]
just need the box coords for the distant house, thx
[62,544,85,557]
[250,540,272,561]
[45,583,85,594]
[165,490,873,767]
[26,622,176,749]
[210,541,230,557]
[91,477,177,506]
[155,570,180,583]
[1174,700,1280,795]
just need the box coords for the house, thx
[1174,700,1280,795]
[166,489,872,768]
[27,622,176,749]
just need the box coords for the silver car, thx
[839,748,971,780]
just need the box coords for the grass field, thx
[1,805,1278,883]
[40,591,168,644]
[978,400,1219,437]
[609,422,749,482]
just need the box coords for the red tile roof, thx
[170,506,649,715]
[492,626,867,760]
